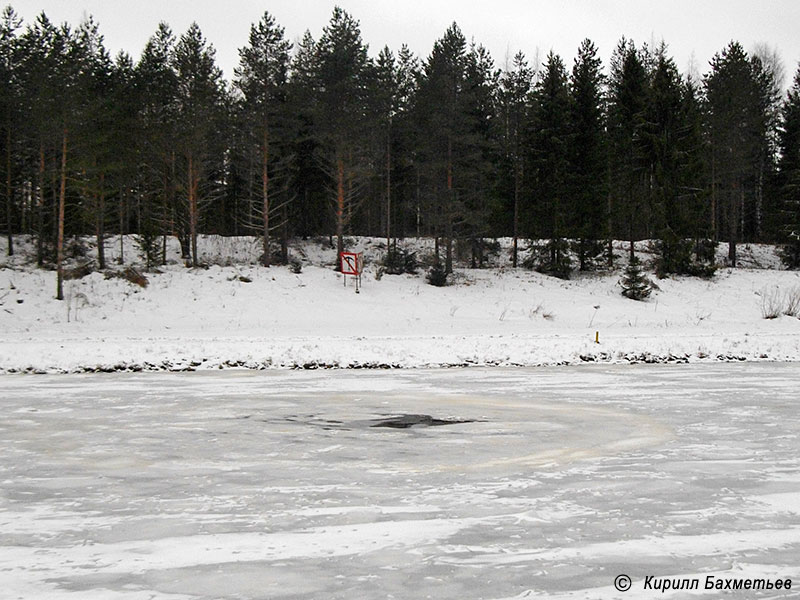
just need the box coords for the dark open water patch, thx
[233,413,480,431]
[369,414,478,429]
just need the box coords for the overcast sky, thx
[8,0,800,87]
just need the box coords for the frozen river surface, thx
[1,364,799,599]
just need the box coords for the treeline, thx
[2,5,800,297]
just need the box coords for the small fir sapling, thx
[620,255,653,300]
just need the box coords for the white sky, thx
[8,0,800,86]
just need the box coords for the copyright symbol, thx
[614,574,632,592]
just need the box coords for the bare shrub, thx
[760,286,782,319]
[63,262,93,280]
[784,286,800,317]
[105,267,149,288]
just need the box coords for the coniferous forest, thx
[2,5,800,297]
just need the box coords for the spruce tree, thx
[568,39,606,271]
[677,73,710,237]
[645,46,685,274]
[393,45,420,240]
[649,50,716,277]
[607,39,650,262]
[528,51,572,278]
[498,52,532,267]
[705,42,775,266]
[372,45,398,249]
[460,42,499,268]
[750,48,783,242]
[620,255,652,300]
[287,30,327,239]
[778,65,800,268]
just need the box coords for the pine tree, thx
[1,6,22,256]
[21,15,82,299]
[71,16,115,269]
[107,51,139,264]
[313,7,372,261]
[415,23,468,272]
[172,22,225,266]
[16,14,74,296]
[135,23,179,261]
[234,11,292,266]
[369,45,419,250]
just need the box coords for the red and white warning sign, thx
[340,251,363,293]
[340,251,362,275]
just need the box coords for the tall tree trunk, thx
[21,178,27,233]
[445,138,453,274]
[579,238,586,271]
[97,172,106,269]
[188,152,198,267]
[629,212,635,264]
[56,129,67,301]
[512,157,520,268]
[51,159,58,249]
[628,186,635,263]
[281,194,289,264]
[415,168,421,237]
[346,149,353,232]
[607,187,614,268]
[711,152,717,241]
[171,151,188,261]
[336,157,345,261]
[386,120,392,250]
[118,186,124,264]
[728,184,738,267]
[5,128,12,256]
[36,146,44,267]
[261,126,270,267]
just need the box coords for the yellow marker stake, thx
[595,331,599,344]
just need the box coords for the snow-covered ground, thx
[1,364,799,599]
[1,235,799,372]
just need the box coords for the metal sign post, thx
[340,251,363,293]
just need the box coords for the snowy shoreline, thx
[2,333,798,375]
[2,235,800,374]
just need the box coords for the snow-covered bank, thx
[2,236,800,373]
